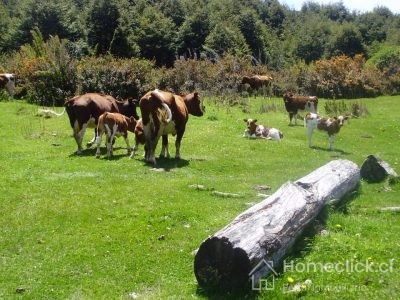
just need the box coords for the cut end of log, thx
[194,237,251,290]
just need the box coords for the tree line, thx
[0,0,399,104]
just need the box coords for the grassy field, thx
[0,96,399,299]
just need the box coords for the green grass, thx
[0,96,399,299]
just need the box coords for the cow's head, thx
[241,76,251,85]
[134,119,146,145]
[336,115,350,127]
[118,98,140,120]
[184,92,204,116]
[244,118,258,135]
[283,91,294,103]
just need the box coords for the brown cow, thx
[305,112,349,150]
[139,89,204,165]
[65,93,139,154]
[241,75,273,90]
[0,73,15,97]
[283,91,318,126]
[95,112,137,159]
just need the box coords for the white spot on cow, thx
[326,119,333,127]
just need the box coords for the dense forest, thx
[0,0,399,105]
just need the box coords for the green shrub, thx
[5,29,77,106]
[77,56,155,100]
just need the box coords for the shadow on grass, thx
[138,157,190,171]
[310,145,352,156]
[68,147,130,160]
[195,184,361,298]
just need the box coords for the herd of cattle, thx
[0,73,349,163]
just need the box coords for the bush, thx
[77,56,155,100]
[5,29,77,106]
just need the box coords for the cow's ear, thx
[244,119,248,122]
[194,91,198,98]
[254,119,257,123]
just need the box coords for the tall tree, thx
[327,23,365,58]
[135,6,177,66]
[87,0,120,55]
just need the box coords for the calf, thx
[65,93,139,154]
[283,92,318,125]
[0,73,15,97]
[243,118,283,141]
[95,112,137,159]
[305,113,349,150]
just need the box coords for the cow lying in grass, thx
[243,118,283,141]
[283,92,318,125]
[304,113,349,150]
[95,112,138,159]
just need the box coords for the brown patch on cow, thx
[242,75,273,90]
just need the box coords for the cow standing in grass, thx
[283,92,318,126]
[304,113,349,150]
[139,89,204,165]
[95,112,138,159]
[65,93,139,154]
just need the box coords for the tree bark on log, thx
[194,159,360,290]
[360,155,398,183]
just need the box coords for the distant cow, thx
[305,113,349,150]
[243,118,283,141]
[0,73,15,97]
[95,112,138,159]
[241,75,273,90]
[65,93,139,154]
[139,89,204,165]
[283,92,318,126]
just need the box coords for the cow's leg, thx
[328,135,334,150]
[175,129,185,159]
[87,128,97,148]
[307,124,314,148]
[123,133,132,155]
[130,137,139,158]
[160,135,170,158]
[95,130,103,158]
[74,121,87,154]
[289,113,294,126]
[143,125,157,165]
[105,124,116,159]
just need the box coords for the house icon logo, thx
[249,259,278,291]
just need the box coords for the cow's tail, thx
[37,107,66,117]
[151,89,172,123]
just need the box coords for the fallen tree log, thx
[194,159,360,290]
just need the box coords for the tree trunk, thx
[194,159,360,291]
[360,155,398,183]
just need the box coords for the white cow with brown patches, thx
[305,113,349,150]
[243,118,283,141]
[95,112,138,159]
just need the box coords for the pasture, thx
[0,96,399,299]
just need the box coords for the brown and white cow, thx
[305,112,349,150]
[64,93,139,154]
[0,73,15,97]
[283,92,318,126]
[241,75,273,90]
[139,89,204,165]
[95,112,138,159]
[243,118,283,141]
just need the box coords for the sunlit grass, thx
[0,96,399,299]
